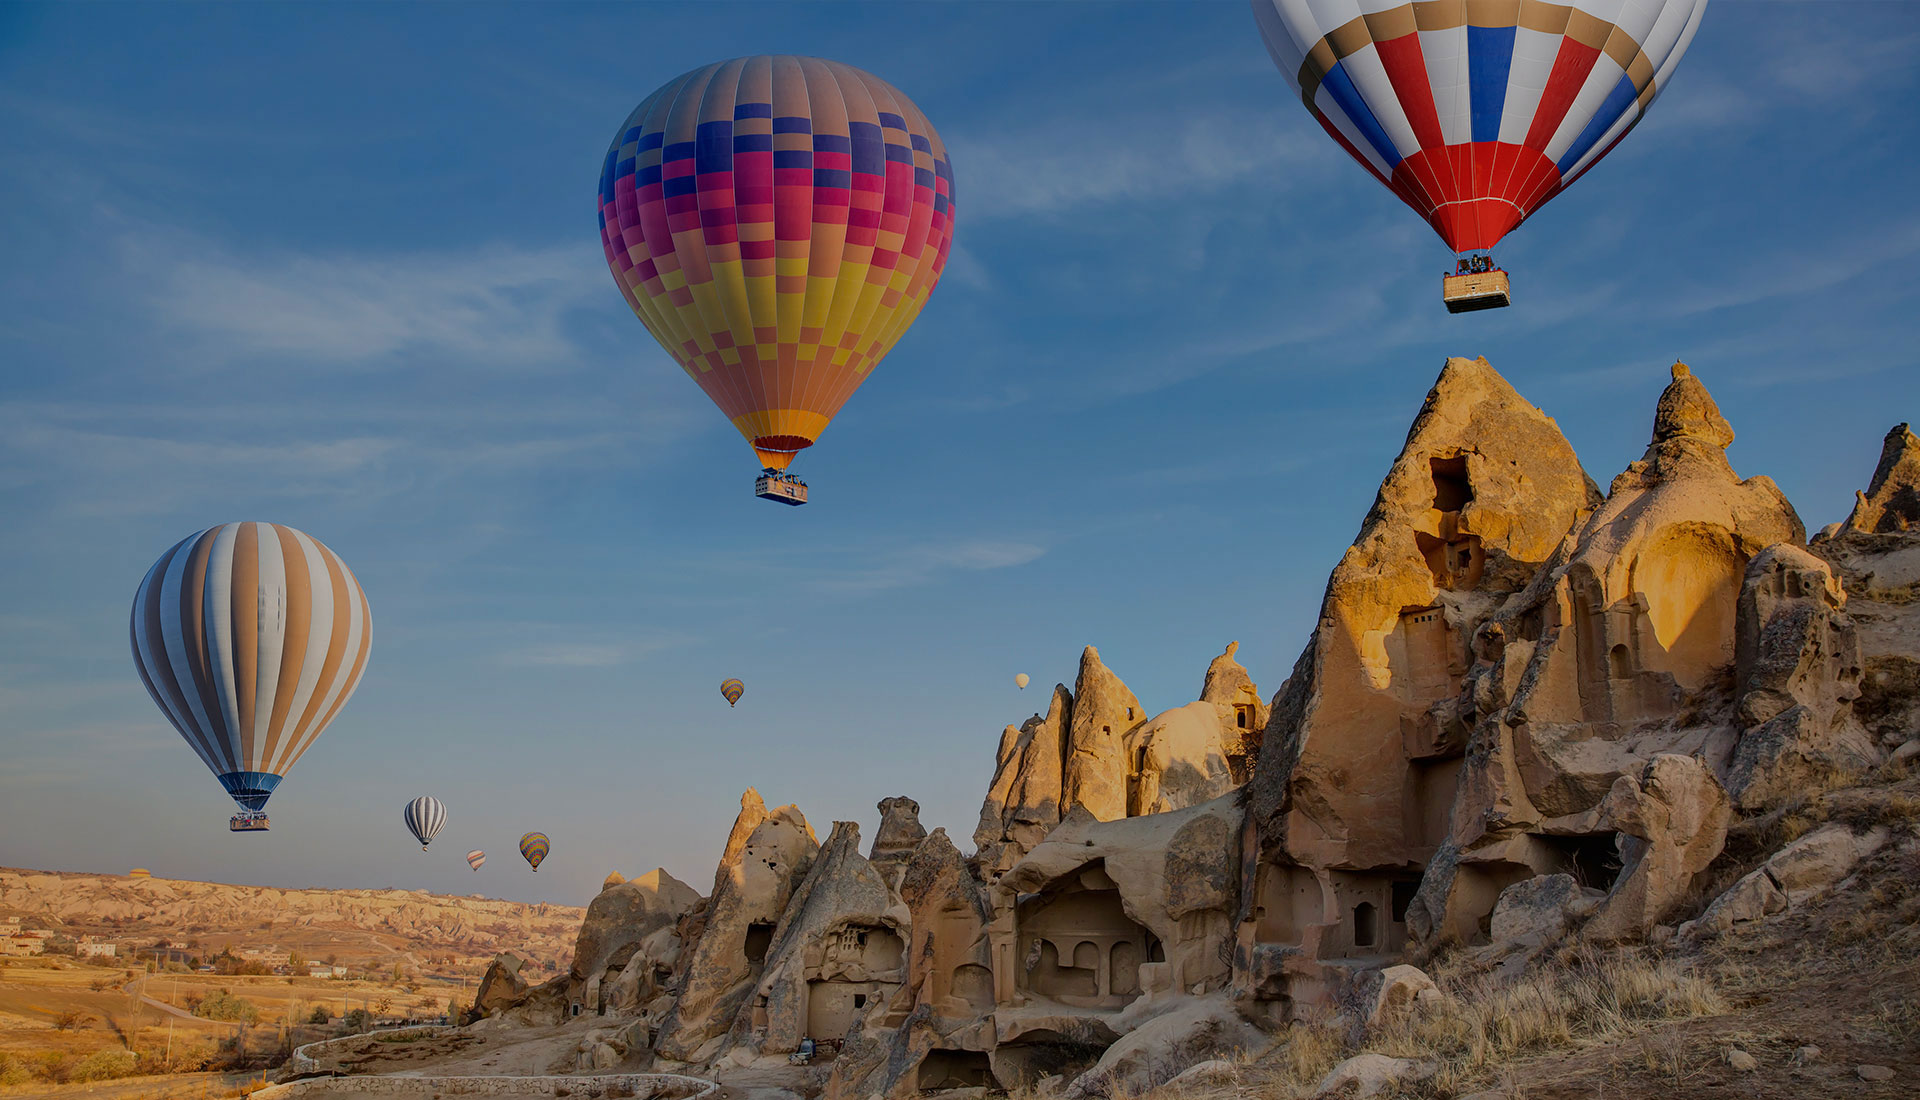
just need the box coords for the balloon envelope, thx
[130,522,372,814]
[1250,0,1707,252]
[520,832,550,871]
[598,55,957,471]
[721,678,745,707]
[1014,673,1029,690]
[403,796,446,850]
[466,850,487,871]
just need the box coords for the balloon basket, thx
[755,471,809,506]
[1442,270,1511,313]
[230,812,270,832]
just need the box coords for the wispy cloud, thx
[0,400,664,518]
[1653,219,1920,319]
[950,109,1313,223]
[128,229,607,370]
[502,643,638,669]
[809,538,1046,594]
[494,627,693,669]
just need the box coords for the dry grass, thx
[1186,948,1727,1100]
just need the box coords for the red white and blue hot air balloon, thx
[1251,0,1707,310]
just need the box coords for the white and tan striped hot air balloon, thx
[130,522,372,830]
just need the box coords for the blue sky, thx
[2,3,1917,907]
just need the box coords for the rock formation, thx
[871,796,929,885]
[1062,646,1145,822]
[976,648,1259,882]
[1725,545,1876,808]
[975,684,1072,879]
[465,356,1917,1100]
[721,821,910,1062]
[569,868,701,1019]
[1830,423,1920,536]
[1201,641,1269,782]
[1583,754,1729,942]
[652,796,818,1063]
[1241,356,1600,1012]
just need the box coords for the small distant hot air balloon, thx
[1250,0,1707,311]
[720,678,745,708]
[466,849,487,871]
[1014,673,1030,690]
[403,796,446,850]
[598,55,957,505]
[520,832,550,872]
[130,522,372,832]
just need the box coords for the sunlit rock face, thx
[652,793,817,1063]
[568,868,701,1020]
[719,821,910,1060]
[1236,356,1600,1009]
[1398,363,1807,956]
[503,357,1912,1083]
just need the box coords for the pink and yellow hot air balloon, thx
[597,56,957,505]
[720,678,745,708]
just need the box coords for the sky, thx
[2,2,1917,908]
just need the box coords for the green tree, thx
[190,989,259,1024]
[343,1008,371,1031]
[287,950,304,969]
[308,1005,331,1025]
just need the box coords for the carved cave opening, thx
[1537,833,1622,891]
[1251,861,1321,947]
[1015,860,1153,1009]
[918,1049,997,1090]
[1431,455,1473,512]
[1327,871,1423,958]
[1352,902,1378,948]
[745,922,775,965]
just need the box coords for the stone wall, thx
[257,1073,718,1099]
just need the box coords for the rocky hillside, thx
[0,867,585,967]
[446,358,1918,1099]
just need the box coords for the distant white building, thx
[1,935,44,957]
[77,939,117,958]
[307,964,346,978]
[240,947,291,967]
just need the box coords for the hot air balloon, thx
[720,678,745,707]
[403,796,446,850]
[598,56,957,505]
[520,832,550,872]
[1014,673,1030,690]
[130,522,371,832]
[1250,0,1706,311]
[466,849,487,871]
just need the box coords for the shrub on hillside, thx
[192,988,260,1023]
[68,1050,139,1082]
